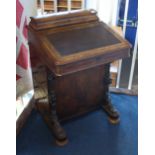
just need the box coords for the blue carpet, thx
[16,93,138,155]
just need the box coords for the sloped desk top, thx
[28,10,131,76]
[47,24,121,56]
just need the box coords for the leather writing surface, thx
[47,23,121,56]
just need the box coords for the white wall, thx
[19,0,37,22]
[85,0,119,26]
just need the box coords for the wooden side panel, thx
[54,65,106,120]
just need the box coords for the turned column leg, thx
[102,63,120,124]
[46,69,68,146]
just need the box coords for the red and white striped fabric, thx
[16,0,34,98]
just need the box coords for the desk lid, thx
[28,10,131,76]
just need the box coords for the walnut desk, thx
[28,10,131,146]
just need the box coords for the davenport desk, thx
[28,10,131,146]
